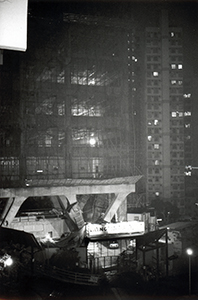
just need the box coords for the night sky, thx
[26,0,198,75]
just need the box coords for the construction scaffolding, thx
[0,12,142,188]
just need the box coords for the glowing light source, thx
[89,137,96,146]
[86,221,145,238]
[41,232,55,244]
[0,254,13,269]
[4,256,13,267]
[186,248,193,256]
[186,248,193,295]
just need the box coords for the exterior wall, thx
[9,216,68,239]
[161,10,171,201]
[127,212,157,232]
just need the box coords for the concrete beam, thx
[103,192,129,223]
[0,183,136,199]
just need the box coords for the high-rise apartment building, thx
[145,10,187,215]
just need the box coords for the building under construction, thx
[0,11,142,187]
[0,7,145,234]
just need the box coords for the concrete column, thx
[62,193,85,229]
[66,193,77,204]
[58,195,68,209]
[1,197,14,222]
[1,196,26,226]
[103,192,129,222]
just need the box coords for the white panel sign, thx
[0,0,28,51]
[86,221,145,238]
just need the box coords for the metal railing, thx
[33,263,100,286]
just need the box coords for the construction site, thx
[1,3,198,297]
[0,7,146,232]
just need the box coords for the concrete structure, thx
[0,176,142,238]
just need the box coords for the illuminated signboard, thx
[86,221,145,238]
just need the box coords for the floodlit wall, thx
[10,216,67,239]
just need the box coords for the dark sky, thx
[28,0,198,18]
[27,0,198,37]
[27,0,198,64]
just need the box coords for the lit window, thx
[72,129,101,147]
[154,144,159,149]
[153,72,159,77]
[71,101,103,117]
[185,124,190,128]
[45,138,52,147]
[170,32,175,37]
[178,64,183,69]
[185,171,192,176]
[155,160,159,165]
[171,64,177,69]
[155,191,160,196]
[148,135,152,141]
[172,112,177,117]
[184,111,191,116]
[178,80,183,85]
[57,103,65,115]
[178,112,183,117]
[171,80,177,85]
[154,119,159,125]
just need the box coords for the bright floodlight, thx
[4,256,13,267]
[89,137,96,146]
[186,248,193,256]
